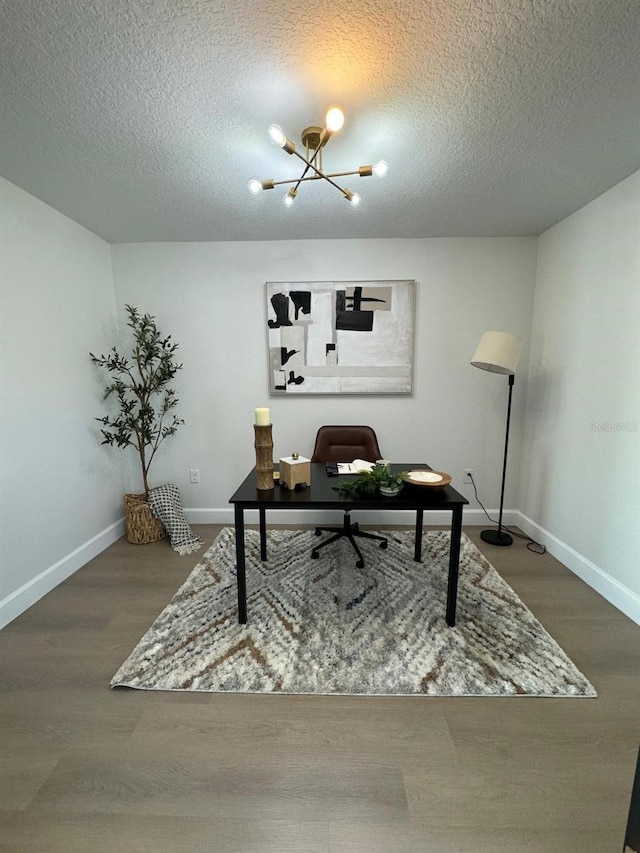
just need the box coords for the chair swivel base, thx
[311,513,387,569]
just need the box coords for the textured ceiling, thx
[1,0,638,243]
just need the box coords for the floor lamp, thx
[471,331,523,546]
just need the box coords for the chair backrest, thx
[311,425,382,463]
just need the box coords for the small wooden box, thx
[279,455,311,490]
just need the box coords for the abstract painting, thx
[266,280,415,394]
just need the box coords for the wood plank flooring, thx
[1,524,638,852]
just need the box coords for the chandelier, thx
[248,107,388,208]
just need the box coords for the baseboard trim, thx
[8,508,635,630]
[189,506,639,625]
[514,511,640,626]
[185,506,519,527]
[0,519,125,630]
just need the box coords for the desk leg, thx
[234,504,247,624]
[446,505,463,627]
[259,507,267,561]
[414,509,424,562]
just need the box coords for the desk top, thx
[229,463,468,510]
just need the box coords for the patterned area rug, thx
[111,528,597,697]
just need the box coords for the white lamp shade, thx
[471,331,522,375]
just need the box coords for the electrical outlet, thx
[189,468,200,484]
[463,469,474,484]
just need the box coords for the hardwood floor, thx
[1,524,638,852]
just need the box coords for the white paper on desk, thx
[337,459,375,474]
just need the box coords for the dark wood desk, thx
[229,463,469,627]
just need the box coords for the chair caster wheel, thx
[311,551,319,559]
[314,529,322,536]
[380,541,388,549]
[356,559,364,569]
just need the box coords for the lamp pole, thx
[471,330,522,548]
[481,373,514,546]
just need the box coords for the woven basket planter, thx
[124,493,167,544]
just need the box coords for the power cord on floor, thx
[468,473,546,554]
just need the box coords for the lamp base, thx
[480,529,513,547]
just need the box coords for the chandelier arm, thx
[291,149,346,194]
[322,169,369,179]
[270,175,327,187]
[289,141,325,193]
[291,164,311,192]
[268,169,364,190]
[273,171,347,195]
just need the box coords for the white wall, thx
[2,171,637,629]
[111,237,537,522]
[0,178,126,627]
[519,170,640,623]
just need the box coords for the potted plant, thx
[333,463,407,498]
[90,305,184,543]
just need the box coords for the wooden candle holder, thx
[254,424,274,490]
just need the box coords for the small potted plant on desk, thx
[333,463,407,498]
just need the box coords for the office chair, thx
[310,425,388,568]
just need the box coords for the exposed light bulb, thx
[268,124,285,146]
[373,160,388,177]
[247,179,262,194]
[343,189,361,206]
[325,107,344,132]
[283,188,297,207]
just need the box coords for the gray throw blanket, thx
[148,484,203,556]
